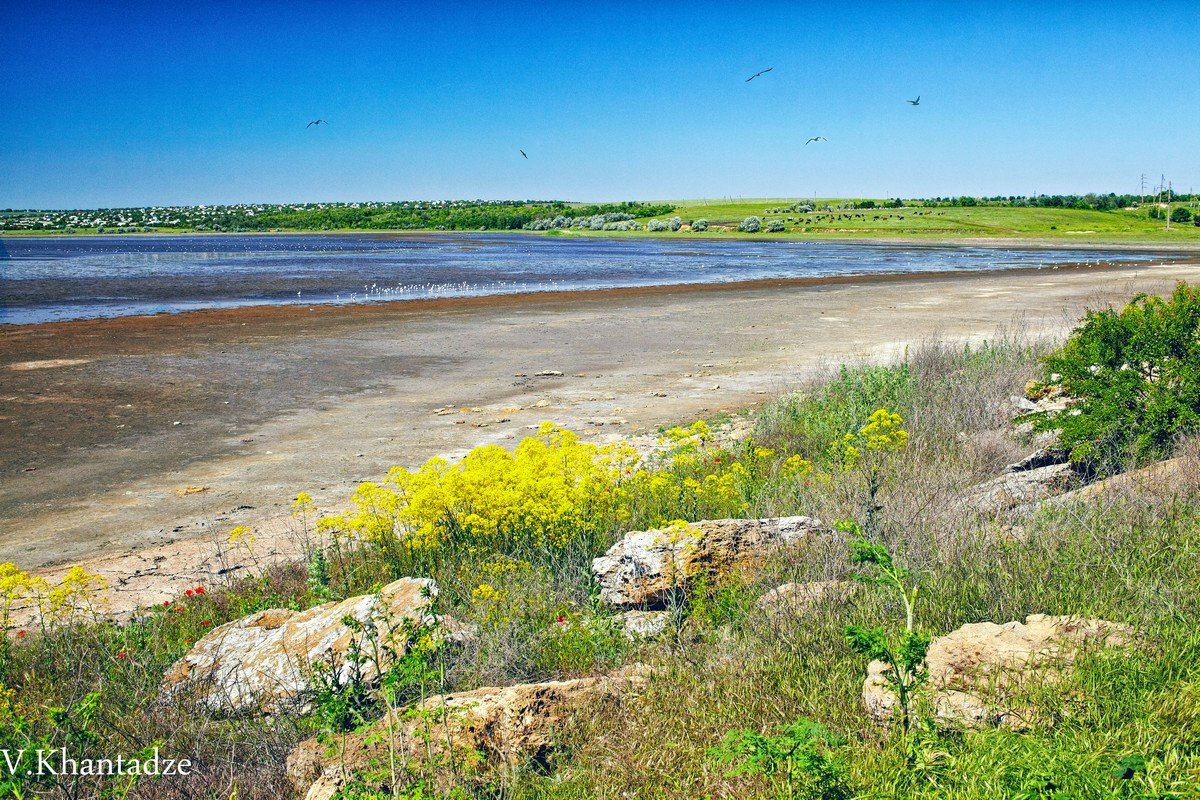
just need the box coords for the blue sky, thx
[2,1,1197,208]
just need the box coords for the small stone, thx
[618,610,671,639]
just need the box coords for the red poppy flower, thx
[201,620,212,627]
[163,600,170,607]
[185,590,193,597]
[194,586,205,595]
[556,615,566,624]
[15,630,26,639]
[116,651,128,660]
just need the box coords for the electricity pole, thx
[1166,181,1172,230]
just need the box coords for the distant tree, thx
[1170,207,1193,224]
[738,216,762,233]
[668,216,683,231]
[647,218,670,232]
[691,218,709,231]
[766,219,786,232]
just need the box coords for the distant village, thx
[0,200,522,232]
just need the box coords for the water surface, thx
[0,234,1169,325]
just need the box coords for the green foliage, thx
[845,537,929,734]
[1031,282,1200,475]
[709,718,850,800]
[738,216,762,232]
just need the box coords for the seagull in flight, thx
[520,149,528,159]
[805,136,826,146]
[306,119,328,128]
[906,96,920,106]
[745,67,773,82]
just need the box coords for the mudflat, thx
[3,260,1199,587]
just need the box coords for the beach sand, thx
[3,259,1199,613]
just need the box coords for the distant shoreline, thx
[4,227,1200,250]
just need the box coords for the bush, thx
[668,216,683,231]
[738,216,762,233]
[647,219,669,232]
[1170,207,1193,224]
[692,218,708,232]
[767,219,786,232]
[1032,282,1200,475]
[318,424,639,575]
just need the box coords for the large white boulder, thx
[863,614,1131,729]
[161,577,437,715]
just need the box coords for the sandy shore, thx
[4,259,1200,613]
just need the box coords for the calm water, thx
[0,234,1169,325]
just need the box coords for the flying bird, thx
[306,119,328,128]
[745,67,773,82]
[805,136,826,146]
[906,96,920,106]
[520,150,528,159]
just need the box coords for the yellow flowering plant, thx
[837,409,909,537]
[319,423,639,574]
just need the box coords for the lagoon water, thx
[0,233,1167,325]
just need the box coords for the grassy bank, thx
[3,290,1200,798]
[5,200,1200,245]
[609,199,1200,244]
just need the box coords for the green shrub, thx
[1032,282,1200,475]
[709,718,850,800]
[738,216,762,233]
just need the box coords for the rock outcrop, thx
[592,516,827,608]
[1004,447,1068,474]
[287,670,647,800]
[1046,457,1194,507]
[962,462,1078,513]
[863,614,1131,729]
[161,577,437,715]
[756,580,854,616]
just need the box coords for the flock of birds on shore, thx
[305,68,921,160]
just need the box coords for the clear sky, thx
[2,1,1197,208]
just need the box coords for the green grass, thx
[603,199,1200,244]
